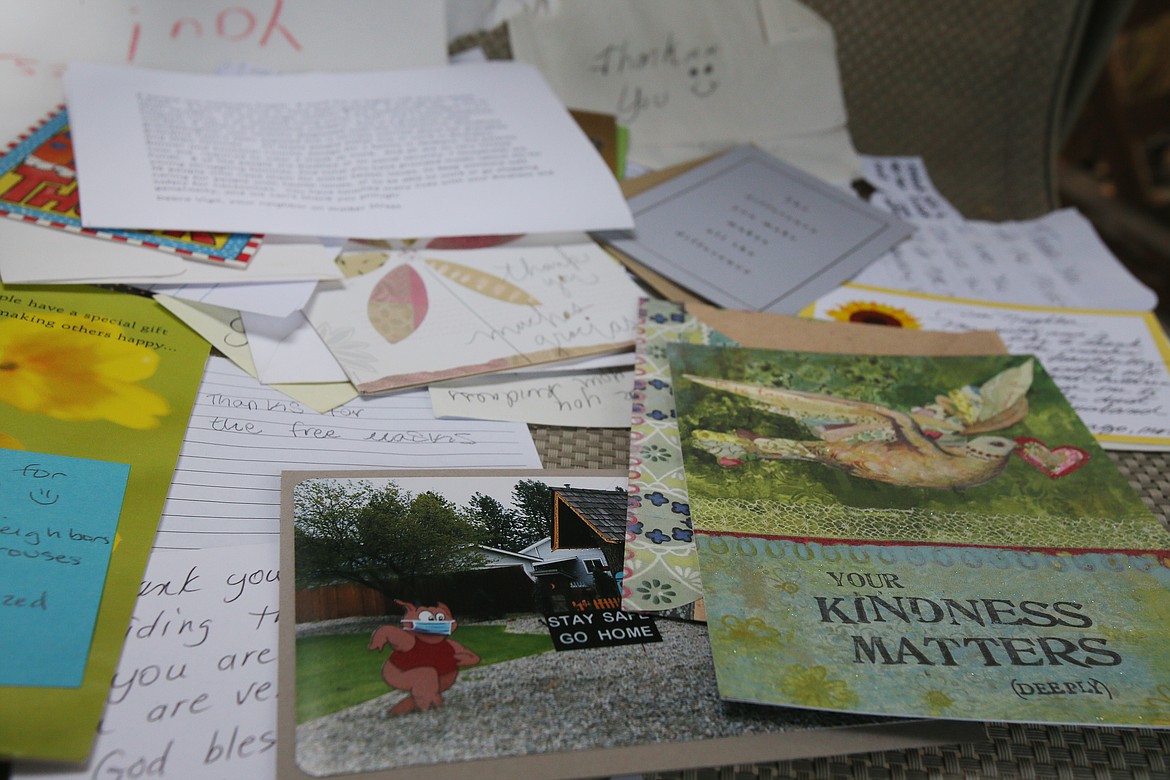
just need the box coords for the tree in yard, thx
[463,492,521,551]
[294,479,487,600]
[509,479,554,549]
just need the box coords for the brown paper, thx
[686,300,1007,355]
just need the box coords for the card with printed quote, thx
[278,468,970,780]
[599,145,912,314]
[671,344,1170,727]
[0,109,261,267]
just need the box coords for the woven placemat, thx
[531,428,1170,779]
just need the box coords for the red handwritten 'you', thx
[1,0,303,78]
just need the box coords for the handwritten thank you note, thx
[0,449,129,687]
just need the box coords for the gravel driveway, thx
[295,616,868,776]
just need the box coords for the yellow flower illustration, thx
[826,300,921,329]
[0,314,169,429]
[716,614,783,646]
[923,689,954,715]
[775,664,859,709]
[1144,683,1170,726]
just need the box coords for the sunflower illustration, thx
[826,300,921,328]
[0,314,169,429]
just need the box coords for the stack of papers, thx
[1,58,641,411]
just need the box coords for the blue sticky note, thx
[0,450,130,688]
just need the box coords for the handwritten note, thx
[0,0,447,142]
[811,285,1170,450]
[859,156,963,222]
[305,240,644,393]
[0,450,129,688]
[852,180,1157,311]
[13,542,280,780]
[153,357,543,549]
[431,368,635,427]
[507,0,857,182]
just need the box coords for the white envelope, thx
[0,223,342,285]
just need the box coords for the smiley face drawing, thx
[686,48,719,97]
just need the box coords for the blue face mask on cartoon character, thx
[406,620,453,635]
[402,608,454,635]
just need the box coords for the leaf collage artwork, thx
[306,239,644,393]
[670,345,1170,727]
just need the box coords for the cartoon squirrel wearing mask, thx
[369,599,481,715]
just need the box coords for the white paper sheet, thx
[14,543,281,780]
[852,210,1158,311]
[856,156,1157,312]
[152,357,542,548]
[154,295,360,413]
[242,310,349,385]
[63,61,633,238]
[810,285,1170,451]
[0,224,341,285]
[145,280,318,318]
[431,367,634,427]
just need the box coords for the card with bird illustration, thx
[670,344,1170,727]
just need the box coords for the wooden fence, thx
[296,568,538,623]
[296,582,392,623]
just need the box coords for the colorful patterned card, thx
[623,299,732,613]
[0,109,259,267]
[671,345,1170,727]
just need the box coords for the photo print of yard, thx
[279,468,946,779]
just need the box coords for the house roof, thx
[554,486,628,543]
[476,545,542,566]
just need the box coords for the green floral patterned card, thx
[671,344,1170,726]
[623,299,733,613]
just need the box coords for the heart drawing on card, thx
[1014,437,1090,479]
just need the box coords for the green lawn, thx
[296,623,554,723]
